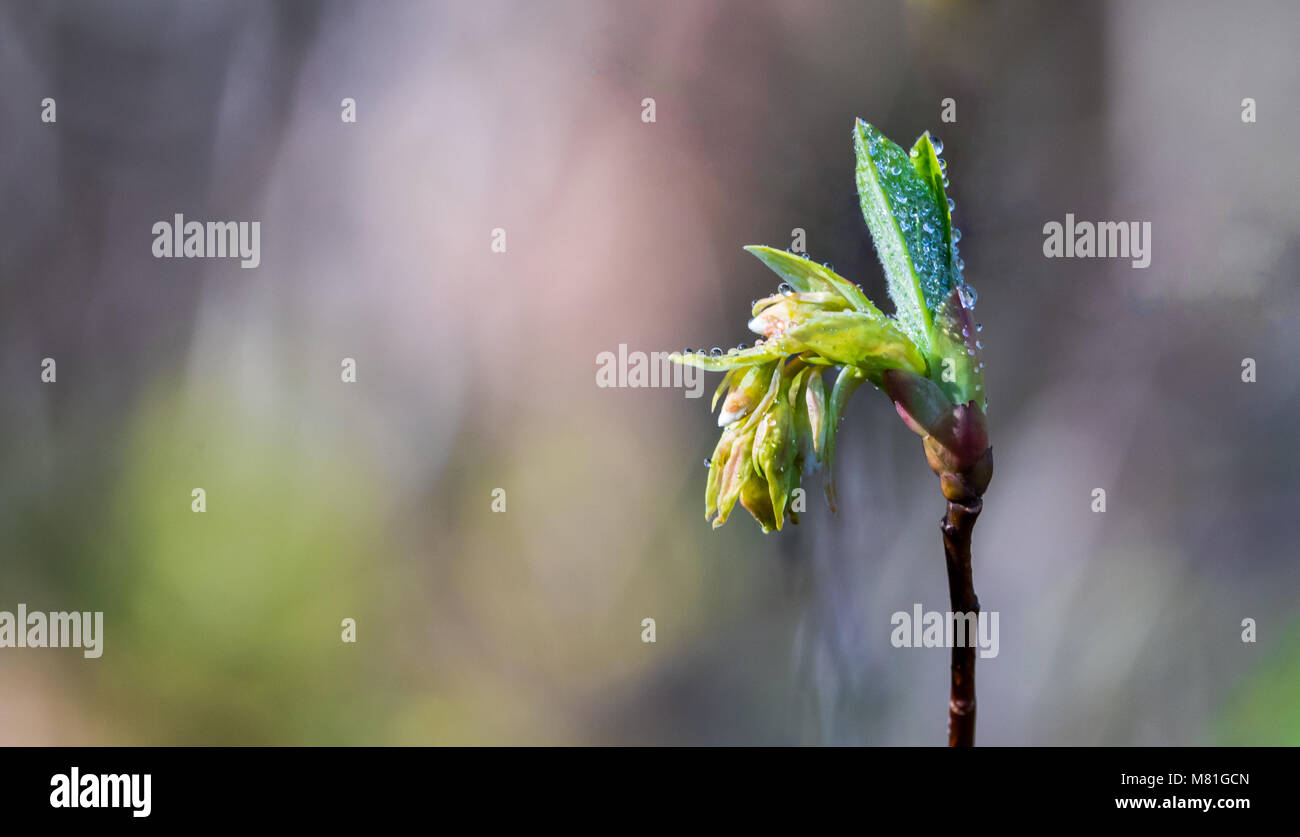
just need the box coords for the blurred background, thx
[0,0,1297,745]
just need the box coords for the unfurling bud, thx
[748,292,850,340]
[703,360,815,531]
[752,380,797,529]
[883,368,993,503]
[739,471,778,533]
[717,362,777,426]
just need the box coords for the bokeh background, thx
[1,0,1297,745]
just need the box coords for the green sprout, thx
[673,120,993,745]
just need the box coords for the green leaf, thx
[743,246,884,316]
[804,367,826,455]
[670,341,790,372]
[853,121,957,358]
[926,286,987,409]
[822,365,867,513]
[783,310,926,378]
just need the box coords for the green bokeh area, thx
[1218,621,1300,746]
[98,384,395,743]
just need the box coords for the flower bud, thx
[752,384,797,529]
[717,362,777,426]
[710,422,757,528]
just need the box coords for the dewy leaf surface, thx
[853,120,958,359]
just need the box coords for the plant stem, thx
[941,498,982,747]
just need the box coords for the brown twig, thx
[941,498,982,747]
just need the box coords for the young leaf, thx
[822,365,867,512]
[783,310,926,378]
[743,246,884,317]
[926,286,987,409]
[804,367,826,455]
[671,341,790,372]
[853,121,957,358]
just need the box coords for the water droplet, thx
[947,197,955,212]
[955,257,965,271]
[778,283,793,296]
[952,228,962,243]
[755,338,765,346]
[957,284,977,309]
[976,323,983,332]
[966,348,975,356]
[704,458,713,467]
[943,177,950,187]
[961,326,969,337]
[931,136,944,155]
[737,343,747,351]
[710,347,722,357]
